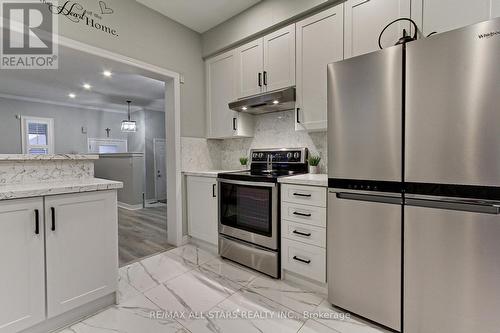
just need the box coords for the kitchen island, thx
[0,154,122,333]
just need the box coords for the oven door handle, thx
[217,178,276,188]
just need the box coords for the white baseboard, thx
[118,202,143,210]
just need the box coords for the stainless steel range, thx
[217,148,308,278]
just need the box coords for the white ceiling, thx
[0,45,165,113]
[136,0,261,33]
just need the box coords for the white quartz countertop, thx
[0,178,123,200]
[278,174,328,187]
[183,170,242,178]
[0,154,99,161]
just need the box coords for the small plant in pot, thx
[308,154,321,174]
[239,156,249,170]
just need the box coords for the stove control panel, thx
[250,149,308,164]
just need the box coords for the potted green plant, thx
[308,154,321,174]
[239,156,249,170]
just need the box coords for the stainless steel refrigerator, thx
[327,17,500,333]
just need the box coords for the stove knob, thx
[294,152,300,159]
[252,153,258,158]
[286,152,292,159]
[259,153,264,158]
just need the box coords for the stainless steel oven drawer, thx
[219,235,279,278]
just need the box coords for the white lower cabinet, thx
[187,176,218,245]
[0,191,118,333]
[45,191,118,318]
[0,198,45,333]
[281,184,327,284]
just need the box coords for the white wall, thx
[53,0,205,137]
[201,0,339,56]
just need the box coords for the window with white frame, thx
[21,116,54,155]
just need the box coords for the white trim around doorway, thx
[53,35,184,247]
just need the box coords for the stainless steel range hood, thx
[229,87,296,114]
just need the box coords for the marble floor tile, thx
[59,294,187,333]
[144,267,241,314]
[198,258,259,287]
[181,288,305,333]
[119,261,159,293]
[141,251,197,284]
[117,273,141,303]
[298,319,341,333]
[168,244,217,267]
[247,276,326,313]
[312,300,389,333]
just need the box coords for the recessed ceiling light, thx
[242,106,248,111]
[83,83,92,90]
[273,100,279,104]
[68,93,76,98]
[103,70,112,77]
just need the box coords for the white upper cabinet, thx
[263,24,296,92]
[295,4,344,132]
[206,49,254,139]
[0,198,45,333]
[344,0,411,58]
[45,191,118,318]
[236,39,264,98]
[412,0,500,36]
[236,23,296,98]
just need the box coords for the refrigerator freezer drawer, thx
[328,191,401,331]
[406,18,500,187]
[404,203,500,333]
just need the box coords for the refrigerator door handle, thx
[335,192,402,205]
[405,198,500,215]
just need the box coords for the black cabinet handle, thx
[258,72,262,87]
[296,108,301,124]
[293,230,312,237]
[293,192,311,198]
[212,184,217,198]
[263,71,268,85]
[293,211,312,217]
[51,207,56,231]
[233,117,237,131]
[293,256,311,264]
[34,209,40,235]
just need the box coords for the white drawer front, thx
[282,201,326,228]
[282,238,326,283]
[281,184,327,207]
[282,220,326,248]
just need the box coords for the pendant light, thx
[121,100,137,132]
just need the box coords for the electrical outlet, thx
[81,126,87,134]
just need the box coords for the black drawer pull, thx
[258,72,262,87]
[212,184,217,198]
[293,230,312,237]
[293,211,312,217]
[263,71,268,86]
[51,207,56,231]
[293,256,311,264]
[34,209,40,235]
[293,193,311,198]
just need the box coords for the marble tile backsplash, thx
[219,111,328,173]
[181,110,328,174]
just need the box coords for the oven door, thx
[218,179,278,250]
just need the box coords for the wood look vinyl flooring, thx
[118,206,174,267]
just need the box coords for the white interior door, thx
[0,198,45,333]
[45,191,118,318]
[154,138,167,201]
